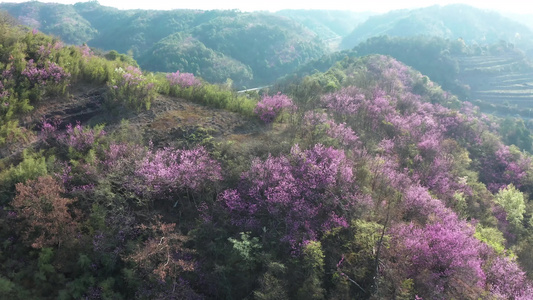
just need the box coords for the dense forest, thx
[0,2,350,87]
[2,2,533,300]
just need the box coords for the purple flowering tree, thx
[302,111,359,147]
[35,42,63,61]
[167,70,200,89]
[0,81,11,120]
[135,146,222,200]
[221,144,357,251]
[78,44,94,60]
[478,144,530,193]
[321,86,364,118]
[254,92,297,123]
[486,256,533,299]
[62,122,106,153]
[22,59,70,85]
[388,219,488,299]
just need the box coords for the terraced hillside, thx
[457,53,533,114]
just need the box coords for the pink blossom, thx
[254,92,297,123]
[135,146,222,197]
[167,70,200,88]
[220,144,356,251]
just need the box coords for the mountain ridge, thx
[340,4,533,50]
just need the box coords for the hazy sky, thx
[0,0,532,14]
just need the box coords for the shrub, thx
[21,59,70,97]
[12,176,79,248]
[107,66,157,110]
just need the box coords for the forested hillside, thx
[2,17,533,299]
[4,1,533,92]
[139,12,326,85]
[340,4,533,52]
[293,35,533,122]
[354,36,533,113]
[0,2,334,88]
[274,10,375,49]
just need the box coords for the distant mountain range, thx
[340,4,533,51]
[2,2,533,88]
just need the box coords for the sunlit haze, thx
[0,0,532,14]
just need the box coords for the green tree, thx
[0,277,15,299]
[254,262,290,300]
[494,184,526,228]
[297,241,326,300]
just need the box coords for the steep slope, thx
[278,55,533,298]
[353,36,533,116]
